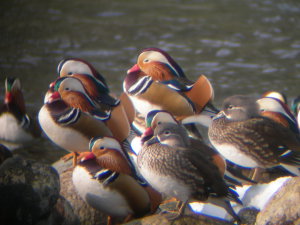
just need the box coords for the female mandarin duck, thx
[143,110,254,185]
[57,57,136,126]
[137,122,241,222]
[257,94,299,135]
[72,136,161,225]
[0,77,40,149]
[53,76,131,142]
[126,47,217,114]
[38,89,113,158]
[208,95,300,177]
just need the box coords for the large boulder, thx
[256,177,300,225]
[0,156,60,225]
[123,213,233,225]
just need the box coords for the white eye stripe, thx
[142,51,180,77]
[61,60,93,76]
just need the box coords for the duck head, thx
[128,47,186,81]
[4,78,26,114]
[217,95,260,121]
[145,110,177,130]
[89,136,132,174]
[53,76,97,112]
[57,58,107,86]
[152,122,190,148]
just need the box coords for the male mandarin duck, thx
[72,136,161,225]
[45,58,108,104]
[52,76,131,142]
[0,77,40,149]
[49,76,140,176]
[292,96,300,132]
[257,95,299,135]
[262,91,288,104]
[57,57,107,85]
[57,57,135,126]
[126,47,217,114]
[208,95,300,177]
[38,89,113,157]
[124,71,196,119]
[137,122,241,222]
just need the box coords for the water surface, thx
[0,0,299,163]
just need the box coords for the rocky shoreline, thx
[1,151,299,225]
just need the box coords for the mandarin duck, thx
[50,76,140,177]
[72,136,161,225]
[126,47,218,113]
[292,96,300,132]
[124,48,218,134]
[38,90,113,158]
[57,57,107,85]
[143,110,254,185]
[57,57,135,126]
[0,77,40,149]
[137,122,241,222]
[262,91,287,104]
[44,58,108,105]
[257,95,299,135]
[52,76,131,142]
[208,95,300,177]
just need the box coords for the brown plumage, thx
[209,95,300,176]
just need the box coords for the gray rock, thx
[0,156,60,225]
[256,177,300,225]
[123,214,233,225]
[238,207,259,225]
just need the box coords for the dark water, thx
[0,0,299,163]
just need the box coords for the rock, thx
[0,156,60,225]
[54,159,107,225]
[124,214,233,225]
[40,196,80,225]
[237,207,259,225]
[123,198,234,225]
[256,177,300,225]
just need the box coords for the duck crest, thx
[57,57,107,86]
[70,74,110,97]
[70,73,120,108]
[53,77,111,120]
[257,97,299,134]
[4,78,26,116]
[140,47,186,79]
[90,137,133,175]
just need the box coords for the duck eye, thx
[99,146,105,150]
[68,72,73,75]
[143,59,150,63]
[228,105,234,109]
[157,121,162,125]
[164,130,171,135]
[65,87,70,91]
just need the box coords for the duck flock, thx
[1,47,300,225]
